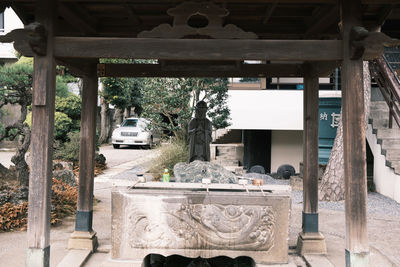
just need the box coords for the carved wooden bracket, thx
[0,22,47,57]
[350,26,400,60]
[138,1,257,39]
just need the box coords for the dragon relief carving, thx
[127,203,275,251]
[138,1,257,39]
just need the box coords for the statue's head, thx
[195,101,207,119]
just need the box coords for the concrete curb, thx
[57,249,91,267]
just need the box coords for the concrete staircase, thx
[213,129,242,144]
[367,99,400,203]
[214,145,240,166]
[210,144,244,173]
[369,101,400,175]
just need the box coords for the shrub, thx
[26,111,75,142]
[54,131,104,165]
[54,112,73,142]
[55,95,82,121]
[0,178,77,231]
[148,140,188,178]
[54,131,81,162]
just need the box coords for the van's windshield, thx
[121,119,138,127]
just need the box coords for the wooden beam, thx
[308,61,340,76]
[77,64,98,229]
[68,63,98,251]
[297,64,327,255]
[26,0,56,265]
[97,63,304,77]
[263,3,278,24]
[58,3,97,35]
[125,4,141,26]
[10,2,30,25]
[9,0,400,3]
[302,64,319,217]
[56,58,98,77]
[305,6,338,38]
[376,5,394,27]
[341,0,369,265]
[0,2,10,13]
[51,38,343,61]
[14,0,397,4]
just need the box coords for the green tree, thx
[141,77,230,142]
[15,56,72,98]
[0,63,33,185]
[99,60,143,143]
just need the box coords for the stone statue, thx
[188,101,212,162]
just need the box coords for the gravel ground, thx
[291,189,400,218]
[242,173,291,185]
[244,173,400,219]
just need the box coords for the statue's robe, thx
[188,117,212,162]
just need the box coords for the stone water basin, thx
[111,182,291,265]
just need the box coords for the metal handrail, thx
[369,55,400,128]
[383,54,400,85]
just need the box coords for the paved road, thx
[99,144,155,168]
[0,144,154,169]
[0,151,14,168]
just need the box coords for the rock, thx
[53,161,74,171]
[95,153,106,166]
[249,165,265,174]
[277,164,296,179]
[174,160,238,184]
[53,169,77,186]
[52,161,76,186]
[0,185,29,206]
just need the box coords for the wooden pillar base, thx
[297,232,327,255]
[26,246,50,267]
[68,231,98,252]
[345,249,369,267]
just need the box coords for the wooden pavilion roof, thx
[6,0,400,39]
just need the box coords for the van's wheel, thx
[113,144,120,149]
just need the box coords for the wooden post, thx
[68,64,98,251]
[341,0,369,266]
[26,0,56,266]
[297,64,326,255]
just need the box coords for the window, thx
[0,12,4,32]
[122,119,138,127]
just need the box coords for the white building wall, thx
[227,89,341,173]
[0,8,23,60]
[270,130,303,173]
[227,90,341,130]
[227,90,303,130]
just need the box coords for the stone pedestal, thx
[296,232,327,255]
[112,182,291,265]
[68,230,98,252]
[345,250,369,267]
[26,246,50,267]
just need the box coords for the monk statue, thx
[188,101,212,162]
